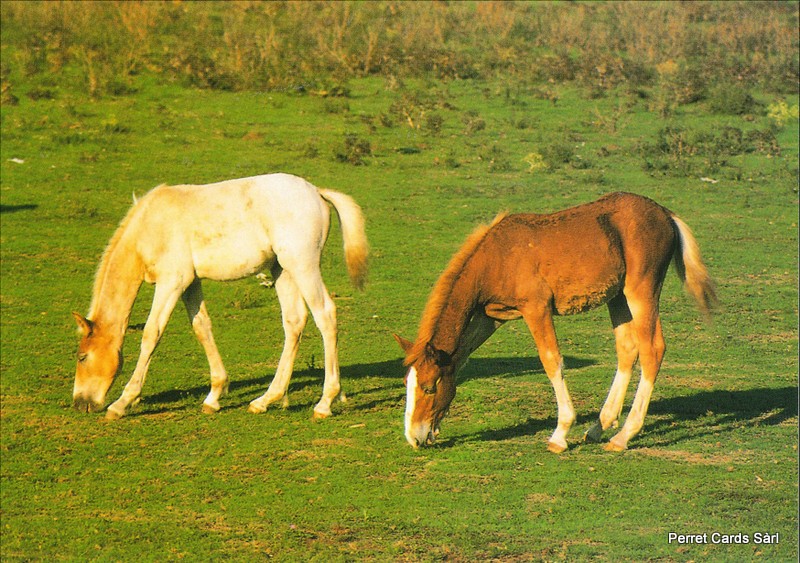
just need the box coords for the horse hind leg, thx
[288,267,343,419]
[248,266,308,414]
[182,279,229,414]
[605,296,665,452]
[585,295,638,443]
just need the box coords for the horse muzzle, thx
[405,422,440,448]
[72,397,105,413]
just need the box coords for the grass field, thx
[2,3,799,561]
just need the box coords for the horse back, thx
[129,174,330,282]
[482,193,676,315]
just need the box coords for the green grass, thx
[1,71,797,561]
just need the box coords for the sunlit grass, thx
[1,57,797,563]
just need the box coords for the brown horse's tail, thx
[670,215,718,318]
[319,189,369,290]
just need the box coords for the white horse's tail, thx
[319,189,369,290]
[671,215,717,318]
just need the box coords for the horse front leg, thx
[454,309,504,370]
[182,279,229,414]
[522,306,576,453]
[106,280,185,420]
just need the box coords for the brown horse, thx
[395,192,716,452]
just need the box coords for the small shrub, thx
[26,86,56,101]
[444,154,461,169]
[102,120,131,134]
[378,112,394,128]
[524,152,548,173]
[52,132,87,145]
[425,113,444,135]
[489,158,513,173]
[588,101,633,135]
[479,144,514,172]
[323,98,350,114]
[570,154,593,170]
[317,84,351,98]
[231,287,265,310]
[535,51,576,83]
[707,84,760,115]
[746,129,781,157]
[511,115,535,130]
[767,101,800,128]
[462,111,486,135]
[334,133,372,165]
[106,78,138,96]
[388,89,449,129]
[715,126,745,155]
[540,142,575,169]
[664,62,708,105]
[302,142,319,159]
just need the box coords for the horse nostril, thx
[73,398,98,413]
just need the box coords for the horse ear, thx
[425,342,452,367]
[393,333,414,353]
[72,312,93,337]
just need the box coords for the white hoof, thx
[604,434,627,452]
[313,405,332,420]
[247,401,266,414]
[105,407,124,421]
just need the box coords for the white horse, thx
[72,173,368,420]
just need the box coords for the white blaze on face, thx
[404,367,419,447]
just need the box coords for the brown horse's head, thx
[395,335,456,447]
[72,313,122,412]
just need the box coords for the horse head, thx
[72,312,122,413]
[395,335,456,447]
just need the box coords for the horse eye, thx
[421,377,441,395]
[78,353,88,363]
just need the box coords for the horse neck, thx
[429,263,481,358]
[88,233,144,342]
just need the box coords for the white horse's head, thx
[72,313,122,412]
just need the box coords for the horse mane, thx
[406,212,507,365]
[87,186,163,319]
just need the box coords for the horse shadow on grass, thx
[138,358,797,451]
[140,354,590,415]
[447,385,798,449]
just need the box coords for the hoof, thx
[201,403,219,415]
[604,438,627,452]
[247,402,266,414]
[583,423,603,443]
[105,408,124,421]
[547,440,568,454]
[312,409,331,420]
